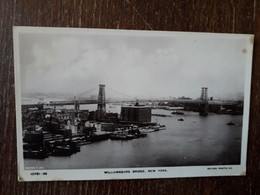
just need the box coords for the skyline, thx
[22,86,244,101]
[19,30,249,100]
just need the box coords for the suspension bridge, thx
[22,85,242,116]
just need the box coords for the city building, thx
[120,105,151,123]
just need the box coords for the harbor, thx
[23,97,242,169]
[22,85,243,169]
[24,106,242,169]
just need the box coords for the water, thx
[24,104,242,169]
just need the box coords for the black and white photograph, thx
[13,27,253,181]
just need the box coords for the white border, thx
[13,26,254,181]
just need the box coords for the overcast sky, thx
[19,29,250,100]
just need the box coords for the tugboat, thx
[226,121,235,126]
[52,145,73,156]
[177,117,184,121]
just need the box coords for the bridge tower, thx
[97,84,106,120]
[74,96,80,111]
[199,87,209,116]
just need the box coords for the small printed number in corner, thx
[30,172,48,176]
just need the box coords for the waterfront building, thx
[97,84,106,120]
[23,131,44,144]
[120,105,151,123]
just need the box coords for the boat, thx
[226,121,235,126]
[140,127,156,133]
[171,111,185,115]
[152,114,171,117]
[158,124,166,130]
[136,133,147,138]
[109,134,129,140]
[23,148,49,159]
[152,124,166,131]
[127,128,147,138]
[86,132,111,142]
[177,117,184,121]
[52,146,73,156]
[151,126,160,131]
[76,141,92,146]
[126,134,136,139]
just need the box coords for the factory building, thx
[120,105,151,123]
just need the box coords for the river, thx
[24,104,242,169]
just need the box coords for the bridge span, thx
[21,85,242,114]
[22,98,240,108]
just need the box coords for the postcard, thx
[13,26,254,181]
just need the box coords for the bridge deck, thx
[22,99,240,108]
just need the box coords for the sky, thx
[18,29,251,100]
